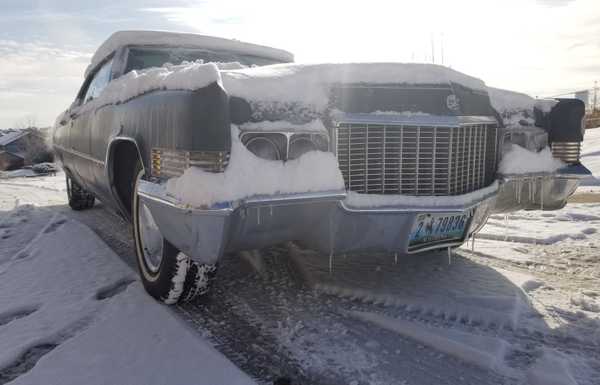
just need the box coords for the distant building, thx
[0,130,47,170]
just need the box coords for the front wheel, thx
[131,165,215,304]
[66,176,95,210]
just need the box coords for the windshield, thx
[125,46,281,73]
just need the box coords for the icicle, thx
[471,233,476,252]
[328,212,335,274]
[269,205,273,217]
[540,177,544,210]
[528,177,533,202]
[394,252,398,265]
[447,247,452,265]
[257,207,261,225]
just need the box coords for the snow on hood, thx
[166,125,344,208]
[487,87,535,114]
[498,144,564,175]
[81,61,221,111]
[221,63,488,111]
[487,87,537,130]
[238,119,327,133]
[534,99,558,114]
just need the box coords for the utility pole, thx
[593,81,598,113]
[431,34,435,64]
[440,33,445,66]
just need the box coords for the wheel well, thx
[110,140,142,220]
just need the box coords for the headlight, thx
[288,134,329,159]
[151,148,229,178]
[239,131,329,161]
[244,136,282,160]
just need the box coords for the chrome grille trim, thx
[335,122,498,196]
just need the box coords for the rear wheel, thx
[131,163,215,304]
[66,176,95,210]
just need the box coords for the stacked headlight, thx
[288,134,329,159]
[240,131,329,161]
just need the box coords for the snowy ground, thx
[0,129,599,385]
[0,177,255,385]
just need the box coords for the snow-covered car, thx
[53,30,592,304]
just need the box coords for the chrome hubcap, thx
[139,201,163,273]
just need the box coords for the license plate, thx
[408,212,472,251]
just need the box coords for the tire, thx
[66,176,95,210]
[131,163,215,304]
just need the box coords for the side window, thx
[83,59,113,104]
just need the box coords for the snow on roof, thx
[0,130,28,146]
[86,30,294,77]
[221,63,488,110]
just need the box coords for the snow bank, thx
[498,144,564,174]
[526,349,577,385]
[90,61,221,108]
[166,126,344,208]
[221,63,487,111]
[239,119,327,133]
[579,127,600,186]
[0,207,255,385]
[352,312,509,372]
[344,181,498,208]
[87,30,292,76]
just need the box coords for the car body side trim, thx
[53,144,105,166]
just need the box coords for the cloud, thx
[0,40,90,127]
[0,0,599,126]
[536,0,576,6]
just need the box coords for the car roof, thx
[85,30,294,77]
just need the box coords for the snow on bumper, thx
[137,180,498,264]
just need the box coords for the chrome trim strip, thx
[331,113,498,127]
[339,187,498,214]
[242,190,347,208]
[138,179,346,213]
[406,241,464,254]
[137,185,233,216]
[53,144,105,166]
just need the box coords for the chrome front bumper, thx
[492,163,592,213]
[138,164,589,264]
[137,180,498,264]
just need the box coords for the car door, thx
[68,58,114,193]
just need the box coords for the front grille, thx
[151,148,230,178]
[336,123,498,195]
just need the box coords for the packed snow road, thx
[1,169,599,384]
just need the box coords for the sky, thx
[0,0,599,128]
